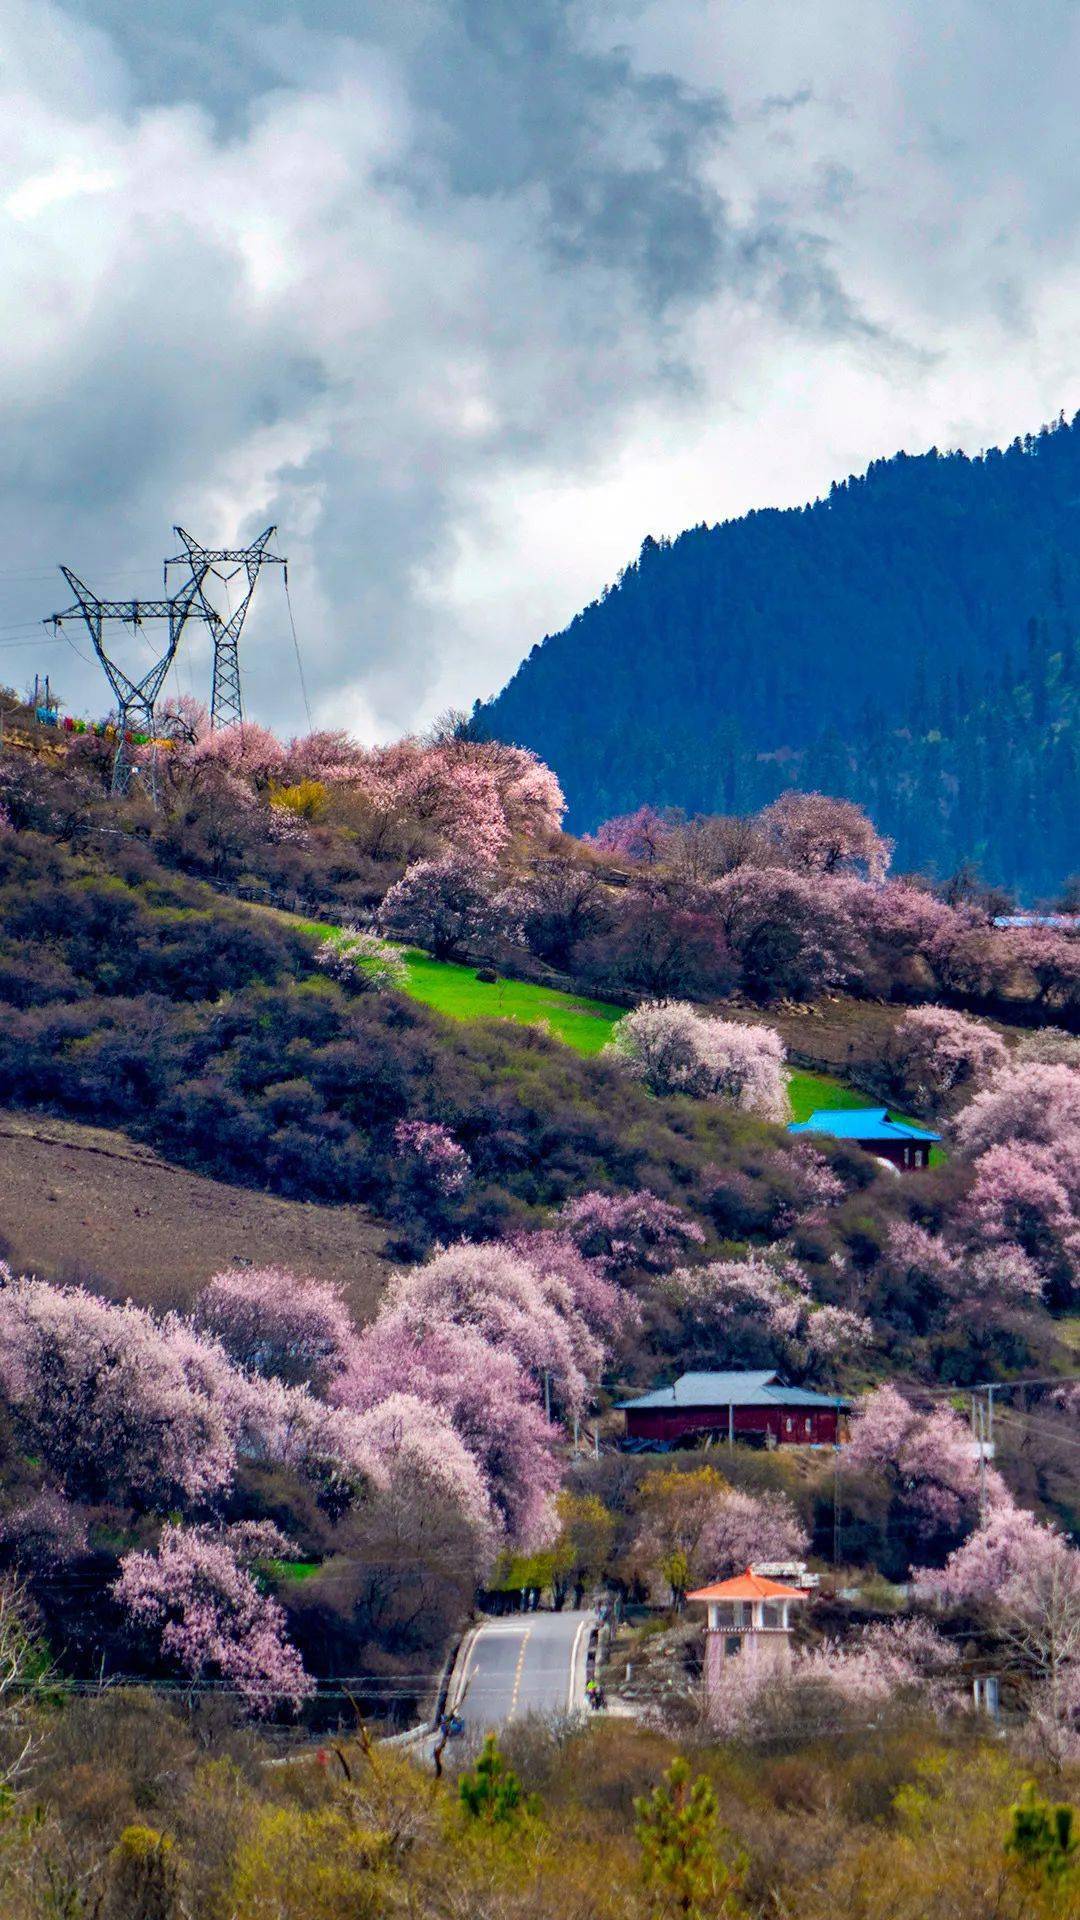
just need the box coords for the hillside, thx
[476,413,1080,894]
[0,699,1078,1833]
[0,1107,390,1319]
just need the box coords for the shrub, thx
[314,926,407,991]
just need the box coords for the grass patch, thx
[396,951,623,1053]
[787,1069,871,1124]
[285,911,933,1129]
[266,1559,321,1584]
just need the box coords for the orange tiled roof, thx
[686,1567,808,1603]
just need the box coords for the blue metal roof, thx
[788,1107,941,1144]
[616,1369,847,1412]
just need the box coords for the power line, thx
[284,574,312,732]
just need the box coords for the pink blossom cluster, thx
[708,1616,959,1739]
[664,1251,871,1375]
[336,1311,561,1542]
[709,866,860,998]
[554,1188,705,1277]
[952,1062,1080,1308]
[697,1488,810,1579]
[583,806,672,865]
[115,1524,314,1714]
[393,1118,471,1195]
[606,1000,789,1119]
[192,1266,357,1394]
[0,1275,238,1511]
[180,724,564,863]
[508,1228,633,1339]
[917,1502,1078,1609]
[890,1004,1007,1108]
[384,1240,603,1417]
[758,791,893,883]
[377,856,522,957]
[0,1490,88,1569]
[845,1384,1006,1541]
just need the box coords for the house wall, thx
[862,1138,932,1170]
[625,1403,841,1445]
[704,1627,793,1695]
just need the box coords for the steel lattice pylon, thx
[166,526,286,730]
[47,566,210,801]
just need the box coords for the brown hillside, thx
[0,1109,392,1322]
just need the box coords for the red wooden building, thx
[618,1370,846,1449]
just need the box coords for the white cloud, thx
[0,1,1077,742]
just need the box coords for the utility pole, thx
[166,526,286,730]
[973,1394,988,1521]
[833,1396,843,1567]
[47,565,209,802]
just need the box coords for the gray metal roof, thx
[615,1369,847,1411]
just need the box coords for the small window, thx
[785,1416,793,1432]
[805,1417,812,1436]
[724,1636,741,1657]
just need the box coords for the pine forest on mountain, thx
[477,412,1080,898]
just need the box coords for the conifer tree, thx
[634,1757,745,1918]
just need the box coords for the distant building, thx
[788,1106,940,1171]
[993,913,1080,930]
[687,1567,810,1691]
[617,1369,846,1449]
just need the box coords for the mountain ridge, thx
[475,412,1080,894]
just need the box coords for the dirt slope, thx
[0,1108,392,1321]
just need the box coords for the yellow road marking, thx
[508,1627,532,1719]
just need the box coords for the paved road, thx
[447,1610,593,1731]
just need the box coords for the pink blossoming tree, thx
[377,857,518,958]
[0,1277,236,1512]
[758,791,893,882]
[845,1384,1008,1563]
[115,1524,313,1715]
[192,1267,357,1396]
[584,806,672,865]
[554,1189,705,1278]
[386,1240,601,1415]
[664,1252,870,1378]
[889,1005,1007,1110]
[605,1001,789,1119]
[393,1119,471,1196]
[954,1062,1080,1156]
[338,1310,561,1544]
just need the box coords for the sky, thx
[3,0,1080,741]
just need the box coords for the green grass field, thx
[291,914,935,1133]
[396,949,624,1053]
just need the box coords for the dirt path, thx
[0,1107,392,1320]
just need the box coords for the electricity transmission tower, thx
[166,526,286,730]
[47,565,209,801]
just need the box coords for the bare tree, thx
[0,1577,45,1787]
[1002,1553,1080,1768]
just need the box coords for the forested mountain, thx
[475,413,1080,895]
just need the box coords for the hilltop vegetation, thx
[0,698,1078,1814]
[476,412,1080,894]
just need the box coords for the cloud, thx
[1,1,1078,740]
